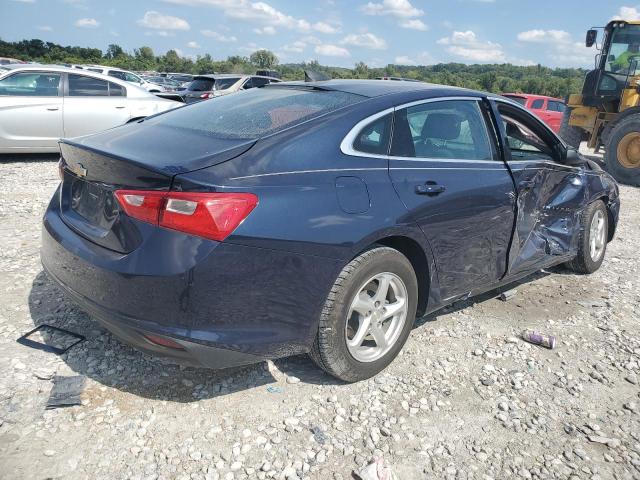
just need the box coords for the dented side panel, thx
[507,161,591,275]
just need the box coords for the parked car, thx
[502,93,567,133]
[42,80,619,382]
[141,75,182,91]
[81,65,167,93]
[0,65,179,153]
[181,74,281,103]
[255,69,281,79]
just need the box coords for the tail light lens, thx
[114,190,258,242]
[199,92,215,99]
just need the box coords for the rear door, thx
[545,100,565,132]
[0,70,63,150]
[63,73,130,137]
[388,97,516,300]
[493,100,585,275]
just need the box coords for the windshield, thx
[146,86,364,139]
[503,95,527,106]
[605,24,640,74]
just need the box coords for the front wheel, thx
[605,115,640,186]
[565,200,608,274]
[309,247,418,382]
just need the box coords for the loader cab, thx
[582,21,640,108]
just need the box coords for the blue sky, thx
[2,0,640,68]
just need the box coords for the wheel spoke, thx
[347,316,371,348]
[369,323,387,350]
[373,276,390,305]
[381,297,406,320]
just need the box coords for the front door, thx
[0,71,63,151]
[494,100,585,276]
[388,98,516,301]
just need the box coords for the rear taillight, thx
[114,190,258,242]
[199,92,214,99]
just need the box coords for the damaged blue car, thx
[41,80,620,382]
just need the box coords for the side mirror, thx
[564,147,585,167]
[586,29,597,48]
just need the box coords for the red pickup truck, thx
[502,93,566,134]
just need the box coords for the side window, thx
[108,70,126,80]
[0,72,61,96]
[530,99,544,109]
[251,77,269,88]
[352,114,391,155]
[68,74,109,96]
[242,78,254,90]
[498,105,559,162]
[125,72,141,83]
[390,100,494,160]
[108,81,126,97]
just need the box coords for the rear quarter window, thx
[147,86,364,139]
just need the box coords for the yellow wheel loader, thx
[561,20,640,186]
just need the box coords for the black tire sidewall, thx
[606,117,640,187]
[559,107,583,149]
[324,249,418,381]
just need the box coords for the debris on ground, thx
[46,375,86,409]
[499,288,518,301]
[521,329,556,349]
[353,456,398,480]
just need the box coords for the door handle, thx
[415,182,446,195]
[115,106,126,109]
[46,107,59,111]
[518,179,536,189]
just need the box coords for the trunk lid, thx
[58,125,255,253]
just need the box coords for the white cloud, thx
[395,55,416,65]
[301,35,322,45]
[200,29,237,42]
[187,41,201,48]
[361,0,423,17]
[74,18,100,28]
[400,19,427,31]
[37,25,53,31]
[517,29,593,66]
[12,0,35,3]
[283,41,307,53]
[517,29,571,43]
[254,26,277,35]
[613,6,640,20]
[315,44,350,57]
[137,11,190,31]
[164,0,338,33]
[342,32,387,50]
[437,30,505,62]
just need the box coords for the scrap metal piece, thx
[46,375,86,409]
[521,329,556,349]
[499,289,518,301]
[17,324,85,355]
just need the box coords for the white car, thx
[0,65,180,153]
[81,65,167,93]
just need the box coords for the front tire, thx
[310,247,418,382]
[605,115,640,186]
[565,200,608,274]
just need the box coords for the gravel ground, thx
[0,156,639,480]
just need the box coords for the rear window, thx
[148,86,364,139]
[188,78,215,91]
[503,95,526,106]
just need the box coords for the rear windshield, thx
[188,77,240,91]
[147,86,364,139]
[503,95,527,106]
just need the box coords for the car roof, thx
[278,79,474,98]
[502,92,564,102]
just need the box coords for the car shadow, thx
[26,271,344,402]
[0,153,59,163]
[26,266,570,401]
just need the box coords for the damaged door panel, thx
[507,163,586,275]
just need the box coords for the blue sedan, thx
[41,80,620,382]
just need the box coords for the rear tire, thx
[565,200,608,274]
[559,107,584,149]
[309,246,418,382]
[604,115,640,186]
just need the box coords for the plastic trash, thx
[353,455,398,480]
[521,329,556,349]
[499,289,517,301]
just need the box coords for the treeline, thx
[1,38,586,98]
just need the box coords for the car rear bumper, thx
[41,191,342,368]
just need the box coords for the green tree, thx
[105,44,124,60]
[249,49,278,69]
